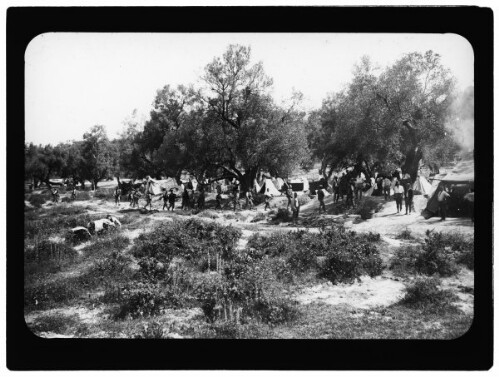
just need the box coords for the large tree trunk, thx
[402,146,423,183]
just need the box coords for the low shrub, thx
[250,295,299,325]
[115,281,184,319]
[29,313,80,336]
[94,188,113,199]
[416,231,460,276]
[197,210,219,219]
[25,240,77,265]
[24,278,82,310]
[246,232,290,258]
[132,219,241,263]
[28,193,50,208]
[390,245,421,276]
[271,208,293,223]
[82,233,130,258]
[132,321,169,339]
[318,230,383,284]
[361,231,381,243]
[397,228,415,240]
[456,249,474,270]
[198,320,271,339]
[400,277,459,314]
[355,197,383,220]
[75,191,92,201]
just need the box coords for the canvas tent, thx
[412,175,432,196]
[259,178,281,196]
[422,158,474,219]
[289,177,310,192]
[144,176,162,195]
[253,179,261,193]
[272,177,285,191]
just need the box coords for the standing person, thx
[245,190,254,210]
[354,173,365,201]
[393,181,404,213]
[463,187,474,223]
[215,191,223,210]
[317,187,326,214]
[232,188,241,211]
[437,185,450,221]
[144,191,153,211]
[181,188,190,210]
[404,183,414,215]
[114,186,122,206]
[339,173,348,202]
[345,179,354,208]
[332,176,339,203]
[291,192,300,224]
[133,190,142,208]
[168,189,177,211]
[264,188,272,211]
[383,176,392,200]
[128,189,135,207]
[161,189,169,210]
[285,187,293,210]
[197,189,206,210]
[71,186,77,201]
[51,188,59,203]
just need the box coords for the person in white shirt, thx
[393,181,404,213]
[437,185,451,220]
[291,192,300,224]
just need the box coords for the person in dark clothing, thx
[161,189,169,210]
[264,188,272,211]
[133,190,141,208]
[437,185,450,220]
[51,188,60,203]
[232,188,242,211]
[245,190,254,210]
[404,183,414,215]
[168,189,177,211]
[332,176,340,203]
[393,181,404,213]
[215,192,223,210]
[181,188,190,210]
[345,179,354,208]
[114,187,122,206]
[71,186,77,201]
[339,173,348,202]
[144,192,153,210]
[285,188,293,210]
[317,187,326,213]
[197,189,205,210]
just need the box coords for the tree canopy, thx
[127,45,310,189]
[309,51,463,182]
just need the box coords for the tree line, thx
[25,45,472,190]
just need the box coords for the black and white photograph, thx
[22,31,477,340]
[7,5,493,371]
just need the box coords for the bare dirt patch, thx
[295,276,406,309]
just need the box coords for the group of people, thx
[330,172,367,208]
[51,186,78,203]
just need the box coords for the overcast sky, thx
[25,33,474,145]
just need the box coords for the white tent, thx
[144,176,162,195]
[259,178,281,196]
[273,177,285,191]
[412,175,432,196]
[253,179,261,193]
